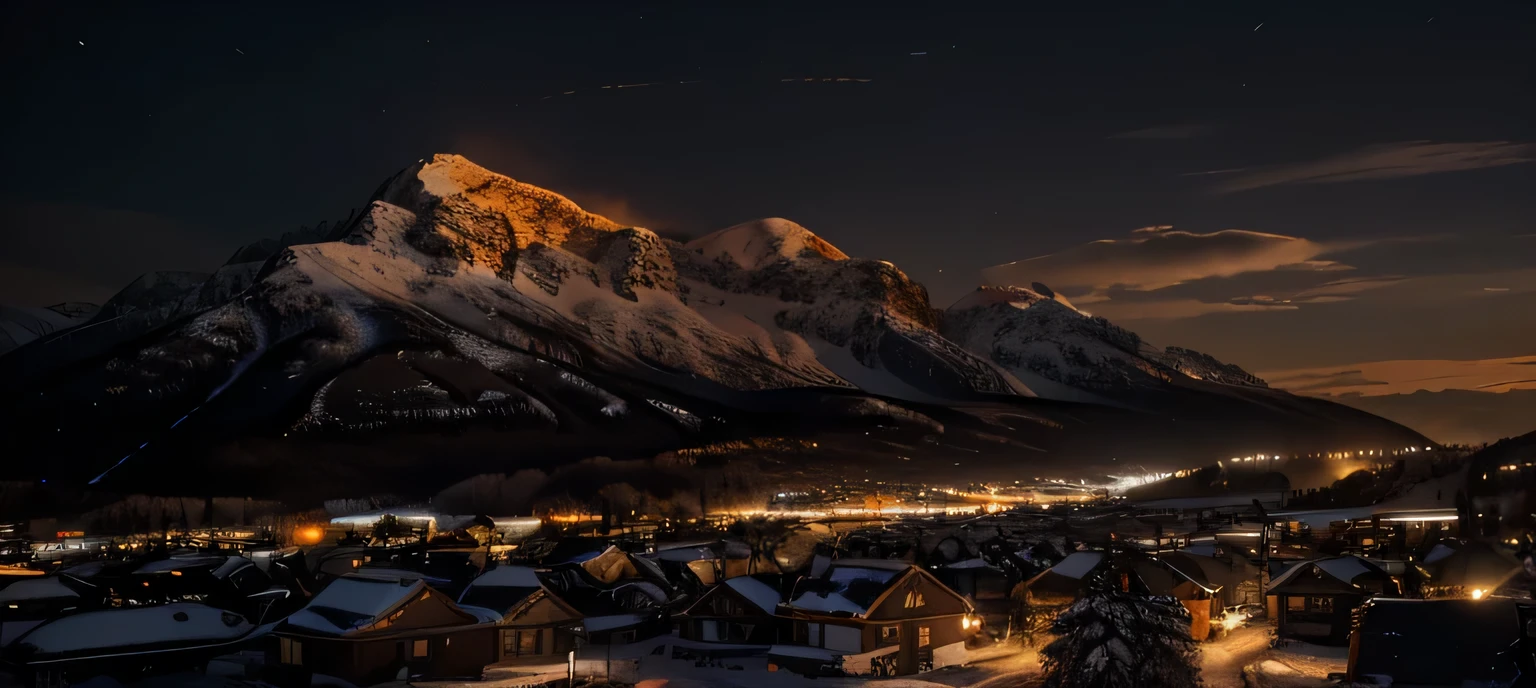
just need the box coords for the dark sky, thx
[2,1,1533,383]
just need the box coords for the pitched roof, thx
[283,576,426,635]
[788,562,907,616]
[1266,556,1390,595]
[724,577,783,615]
[0,576,80,602]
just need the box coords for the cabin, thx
[457,565,582,665]
[4,603,269,688]
[779,559,975,677]
[1266,556,1399,645]
[677,575,784,645]
[1351,598,1521,685]
[273,573,496,685]
[1015,552,1110,608]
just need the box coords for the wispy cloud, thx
[982,228,1349,294]
[1212,140,1536,193]
[1108,124,1208,140]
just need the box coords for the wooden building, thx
[678,575,784,645]
[1266,556,1399,645]
[273,573,496,685]
[780,559,975,677]
[457,565,582,666]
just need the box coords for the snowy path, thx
[1200,624,1274,688]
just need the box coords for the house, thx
[457,565,582,665]
[273,573,496,685]
[3,603,270,687]
[1351,598,1520,685]
[677,575,784,645]
[779,559,975,677]
[1265,556,1399,645]
[1015,552,1109,607]
[1160,551,1263,608]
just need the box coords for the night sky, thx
[3,2,1533,393]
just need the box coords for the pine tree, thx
[1040,591,1202,688]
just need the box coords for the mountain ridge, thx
[0,154,1430,497]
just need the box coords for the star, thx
[78,40,85,46]
[1253,22,1264,31]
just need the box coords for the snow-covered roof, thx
[942,558,999,570]
[1049,552,1105,580]
[768,644,839,661]
[284,576,423,635]
[352,568,450,585]
[469,566,540,588]
[1424,543,1457,565]
[724,577,784,615]
[1266,556,1383,593]
[789,562,908,616]
[826,558,911,571]
[652,546,717,563]
[1315,557,1374,583]
[582,613,648,633]
[459,605,505,624]
[787,592,865,614]
[13,603,253,656]
[0,576,79,602]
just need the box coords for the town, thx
[2,437,1531,688]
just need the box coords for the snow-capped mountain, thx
[941,284,1267,400]
[0,154,1428,497]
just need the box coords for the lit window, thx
[918,626,931,647]
[412,639,429,658]
[904,591,925,608]
[1286,597,1305,611]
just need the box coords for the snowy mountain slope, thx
[0,302,98,354]
[0,154,1428,496]
[0,155,1052,491]
[942,285,1268,395]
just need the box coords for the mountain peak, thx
[685,218,849,271]
[372,154,631,278]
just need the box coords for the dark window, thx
[880,625,900,645]
[1310,597,1334,612]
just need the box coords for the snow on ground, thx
[414,638,1041,688]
